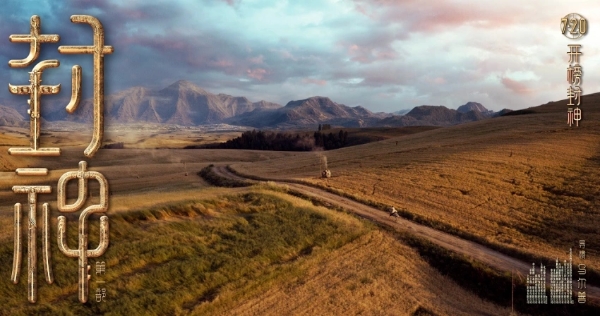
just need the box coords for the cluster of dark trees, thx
[216,130,313,151]
[102,142,125,149]
[199,129,349,151]
[314,130,348,150]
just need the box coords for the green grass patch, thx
[0,192,366,315]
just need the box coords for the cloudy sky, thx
[1,0,599,112]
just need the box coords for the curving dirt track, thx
[212,165,600,305]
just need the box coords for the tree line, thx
[198,129,349,151]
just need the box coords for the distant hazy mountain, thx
[110,80,279,125]
[392,109,411,116]
[33,80,281,125]
[0,104,25,126]
[377,105,489,127]
[227,96,387,128]
[457,102,489,114]
[0,80,506,129]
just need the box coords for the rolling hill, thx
[377,104,489,127]
[0,105,24,127]
[229,91,600,289]
[226,96,388,128]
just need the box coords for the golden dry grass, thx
[231,94,600,271]
[224,229,511,316]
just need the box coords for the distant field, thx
[0,123,244,151]
[318,126,441,146]
[0,146,295,214]
[105,127,242,149]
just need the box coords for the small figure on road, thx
[389,206,399,219]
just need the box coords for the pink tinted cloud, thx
[354,3,374,18]
[352,56,370,63]
[248,55,264,64]
[125,30,191,49]
[431,77,446,84]
[302,78,327,86]
[210,59,234,68]
[347,44,369,63]
[118,31,244,72]
[501,77,533,95]
[275,49,297,61]
[374,49,397,60]
[247,68,268,80]
[360,69,405,87]
[221,0,238,6]
[344,43,397,64]
[353,0,528,33]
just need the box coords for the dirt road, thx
[212,165,600,304]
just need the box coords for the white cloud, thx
[3,0,600,112]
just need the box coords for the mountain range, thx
[226,96,389,128]
[377,104,504,127]
[0,80,509,129]
[0,105,25,126]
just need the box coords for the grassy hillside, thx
[231,93,600,273]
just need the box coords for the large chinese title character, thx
[59,15,113,158]
[7,14,112,304]
[57,161,110,304]
[8,16,65,156]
